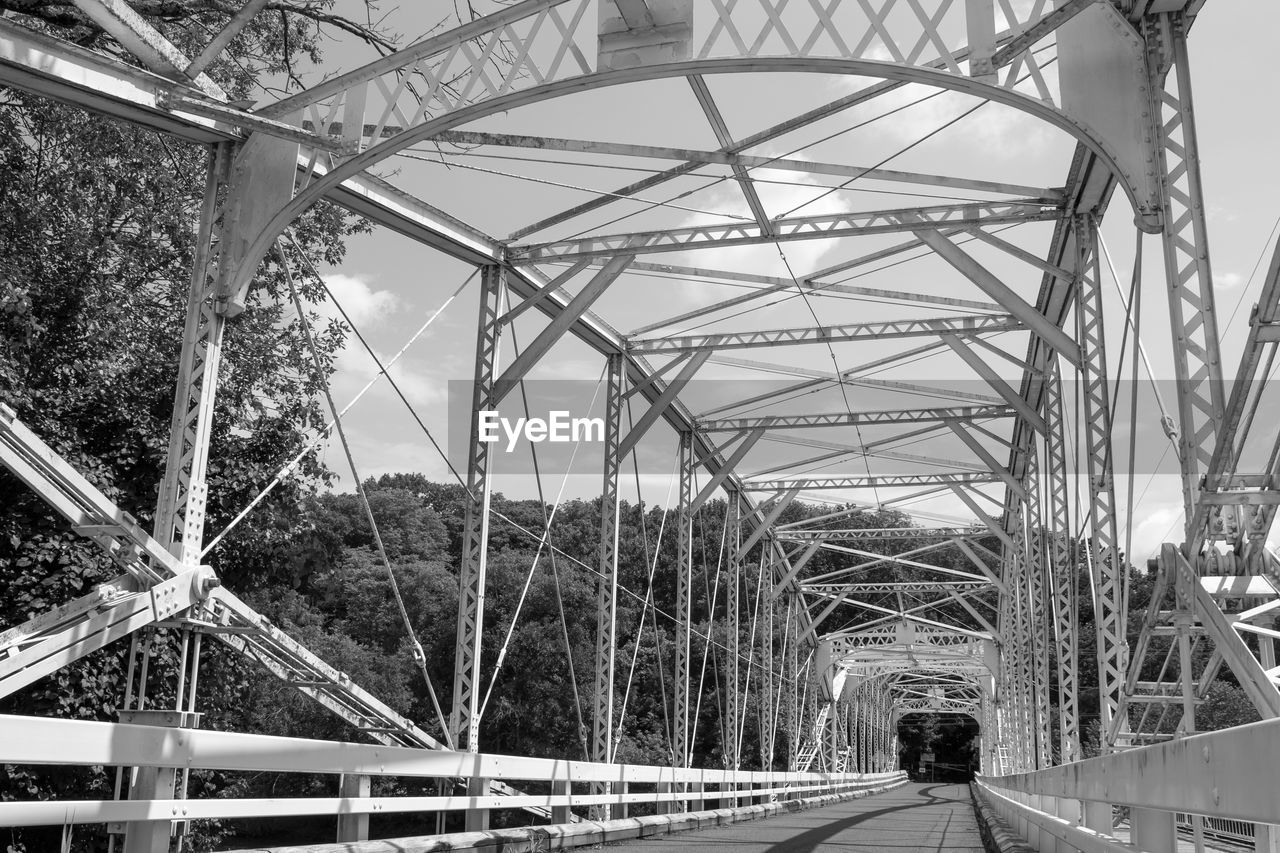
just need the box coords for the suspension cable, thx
[626,394,674,758]
[201,267,475,558]
[612,453,680,762]
[476,361,607,725]
[279,242,453,749]
[689,503,731,764]
[265,249,789,679]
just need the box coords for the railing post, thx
[1039,796,1059,853]
[1131,807,1176,853]
[616,781,629,819]
[336,773,371,842]
[1083,800,1112,836]
[551,777,572,825]
[465,774,490,832]
[120,709,201,853]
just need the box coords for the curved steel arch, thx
[217,56,1154,314]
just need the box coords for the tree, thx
[0,6,390,850]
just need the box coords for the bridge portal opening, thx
[897,712,980,783]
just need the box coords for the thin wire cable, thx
[476,362,607,724]
[624,393,675,756]
[689,504,731,764]
[428,147,1031,206]
[286,233,474,495]
[270,249,795,679]
[612,453,681,762]
[394,150,754,223]
[280,244,453,749]
[201,268,475,557]
[510,314,590,757]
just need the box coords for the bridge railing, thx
[974,718,1280,853]
[0,712,906,840]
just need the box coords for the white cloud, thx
[322,273,400,327]
[1216,271,1245,290]
[1127,499,1185,565]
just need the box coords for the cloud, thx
[1127,498,1185,565]
[1216,271,1245,290]
[322,273,400,327]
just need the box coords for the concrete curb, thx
[225,777,910,853]
[969,782,1035,853]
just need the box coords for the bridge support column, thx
[1074,216,1127,748]
[1043,370,1081,764]
[1023,448,1053,769]
[451,264,507,753]
[1143,12,1226,528]
[1256,825,1280,853]
[759,544,775,771]
[725,492,741,777]
[589,352,624,820]
[336,773,370,842]
[785,592,800,772]
[672,431,695,777]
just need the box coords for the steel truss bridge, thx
[1,1,1279,851]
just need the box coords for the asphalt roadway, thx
[602,783,985,853]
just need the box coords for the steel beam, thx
[429,131,1062,200]
[629,314,1021,354]
[1042,369,1081,763]
[907,222,1082,366]
[511,202,1061,262]
[451,265,506,753]
[590,354,624,813]
[742,473,1004,492]
[1074,220,1127,747]
[698,406,1017,432]
[494,253,635,402]
[153,146,228,564]
[673,432,695,769]
[1144,13,1226,531]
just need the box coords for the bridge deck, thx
[606,783,984,853]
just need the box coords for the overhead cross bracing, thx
[1,0,1280,851]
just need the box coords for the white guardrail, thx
[0,713,904,830]
[975,718,1280,853]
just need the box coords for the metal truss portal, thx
[4,1,1280,850]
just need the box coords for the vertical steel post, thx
[673,431,695,770]
[725,492,741,771]
[1023,447,1053,769]
[786,592,800,771]
[1075,217,1128,747]
[154,144,230,565]
[760,547,775,771]
[1043,369,1082,763]
[124,144,225,853]
[590,352,624,819]
[1144,12,1226,532]
[451,264,507,756]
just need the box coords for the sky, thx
[265,1,1280,566]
